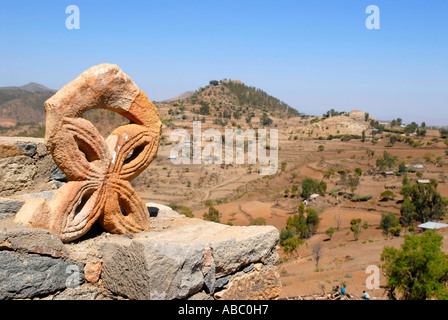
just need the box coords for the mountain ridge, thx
[0,82,56,93]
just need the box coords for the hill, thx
[0,83,56,129]
[162,90,195,103]
[0,79,306,137]
[185,79,301,118]
[0,82,55,93]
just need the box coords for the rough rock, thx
[17,143,37,157]
[0,198,25,219]
[0,143,27,158]
[99,203,279,300]
[214,265,282,300]
[49,165,67,182]
[0,156,37,194]
[84,262,102,283]
[0,217,67,258]
[46,283,114,300]
[0,250,84,299]
[0,137,54,196]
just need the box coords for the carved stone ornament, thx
[15,63,162,242]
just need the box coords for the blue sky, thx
[1,0,447,125]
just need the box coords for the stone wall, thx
[0,203,281,300]
[0,137,66,219]
[0,137,54,195]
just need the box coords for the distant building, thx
[417,179,430,184]
[418,221,448,231]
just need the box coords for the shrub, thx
[168,203,193,218]
[329,187,340,197]
[250,217,267,226]
[282,237,304,257]
[203,206,220,223]
[301,178,327,199]
[325,227,335,240]
[280,228,294,245]
[380,213,399,238]
[380,190,396,201]
[389,226,403,237]
[261,113,273,126]
[323,168,335,179]
[199,101,211,115]
[350,219,362,240]
[351,194,373,202]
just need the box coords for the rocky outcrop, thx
[0,203,281,300]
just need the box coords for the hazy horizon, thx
[1,1,447,125]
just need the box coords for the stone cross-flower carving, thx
[15,64,162,242]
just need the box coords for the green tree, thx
[350,218,362,240]
[383,151,396,169]
[389,226,403,237]
[260,112,273,126]
[325,227,335,240]
[301,178,316,199]
[398,162,408,174]
[203,206,220,223]
[280,161,287,172]
[409,180,448,222]
[400,198,416,229]
[380,213,399,238]
[280,228,294,245]
[404,122,418,134]
[381,230,448,300]
[298,202,305,215]
[282,237,304,257]
[199,101,211,115]
[400,176,412,199]
[285,209,319,240]
[340,174,360,193]
[306,208,320,236]
[290,184,298,197]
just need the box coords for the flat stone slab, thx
[100,203,279,300]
